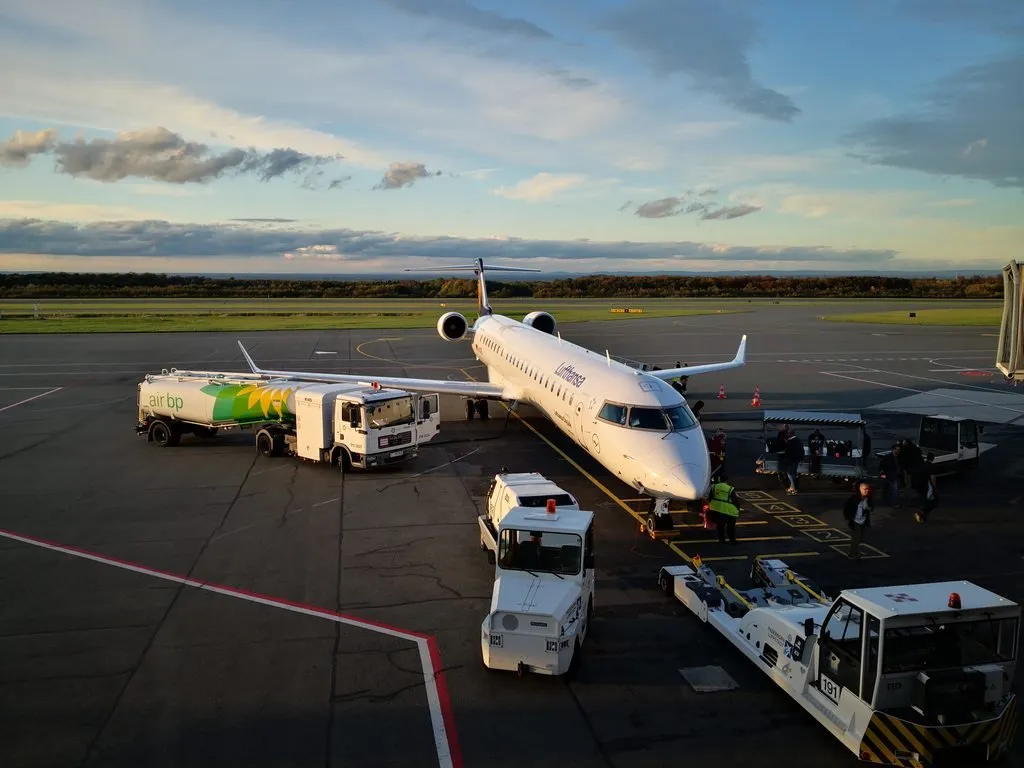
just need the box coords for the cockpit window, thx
[628,407,668,430]
[598,402,627,424]
[666,405,697,431]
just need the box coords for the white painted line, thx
[842,363,1012,396]
[0,387,62,414]
[818,371,1024,417]
[0,528,462,768]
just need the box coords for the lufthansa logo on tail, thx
[555,363,586,388]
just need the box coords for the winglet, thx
[237,341,263,374]
[734,334,747,364]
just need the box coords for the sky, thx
[0,0,1022,275]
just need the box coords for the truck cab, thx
[810,582,1019,765]
[917,415,992,476]
[292,385,439,469]
[660,559,1021,766]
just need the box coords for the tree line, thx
[0,272,1003,299]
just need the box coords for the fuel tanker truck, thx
[136,370,440,470]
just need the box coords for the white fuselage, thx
[471,314,711,501]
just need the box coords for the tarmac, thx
[1,302,1022,768]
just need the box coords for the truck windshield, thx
[364,397,414,428]
[498,528,583,576]
[518,494,575,508]
[882,617,1019,674]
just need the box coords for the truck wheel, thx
[658,569,672,594]
[256,430,274,457]
[149,420,179,447]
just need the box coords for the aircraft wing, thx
[235,342,509,400]
[648,335,747,380]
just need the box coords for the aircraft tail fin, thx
[405,258,539,315]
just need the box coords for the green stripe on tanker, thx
[204,382,298,422]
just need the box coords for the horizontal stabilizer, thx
[403,263,540,273]
[648,335,747,380]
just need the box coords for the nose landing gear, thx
[644,496,673,534]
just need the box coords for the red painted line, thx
[0,527,461,768]
[428,636,464,768]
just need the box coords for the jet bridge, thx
[996,260,1023,382]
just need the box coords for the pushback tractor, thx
[479,471,595,676]
[659,557,1019,766]
[136,371,439,470]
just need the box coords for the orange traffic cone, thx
[751,385,761,407]
[717,384,727,399]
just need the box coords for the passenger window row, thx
[481,334,576,405]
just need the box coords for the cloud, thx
[601,0,800,121]
[375,162,442,189]
[0,217,897,266]
[845,54,1024,190]
[328,175,353,190]
[0,128,57,166]
[632,194,762,220]
[0,200,161,221]
[491,172,589,202]
[378,0,552,39]
[229,218,299,223]
[0,4,627,170]
[0,126,343,186]
[895,0,1024,36]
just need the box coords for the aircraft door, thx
[574,401,586,447]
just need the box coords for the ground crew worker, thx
[708,429,727,481]
[707,479,741,544]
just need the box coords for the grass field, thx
[822,307,1002,326]
[0,296,1002,333]
[0,304,743,334]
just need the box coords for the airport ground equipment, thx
[136,371,440,469]
[756,410,869,484]
[479,472,595,676]
[879,415,996,479]
[659,556,1020,766]
[996,261,1022,382]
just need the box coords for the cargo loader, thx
[659,556,1019,766]
[136,370,439,470]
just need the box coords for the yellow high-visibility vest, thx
[707,482,739,517]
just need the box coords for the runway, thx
[0,304,1021,768]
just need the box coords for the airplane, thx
[232,259,747,530]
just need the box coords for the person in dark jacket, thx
[913,453,938,523]
[783,432,804,494]
[843,482,874,561]
[879,445,901,507]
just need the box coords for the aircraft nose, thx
[643,461,710,501]
[670,463,709,500]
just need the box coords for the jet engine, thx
[523,311,557,335]
[437,311,469,342]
